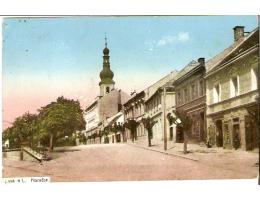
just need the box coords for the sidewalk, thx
[127,136,259,175]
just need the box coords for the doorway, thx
[232,123,240,149]
[216,120,223,147]
[200,112,205,142]
[169,127,173,141]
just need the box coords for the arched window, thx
[106,87,110,93]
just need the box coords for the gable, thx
[206,28,259,75]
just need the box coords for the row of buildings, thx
[83,26,259,151]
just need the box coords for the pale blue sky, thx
[2,16,258,126]
[3,16,258,76]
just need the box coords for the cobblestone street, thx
[2,143,258,182]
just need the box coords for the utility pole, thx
[162,87,167,151]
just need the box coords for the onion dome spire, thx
[99,35,115,86]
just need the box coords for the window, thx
[191,84,196,100]
[213,84,221,103]
[230,76,239,98]
[233,118,239,123]
[184,88,188,103]
[156,97,159,110]
[177,92,181,105]
[106,87,110,93]
[199,80,204,96]
[251,68,258,91]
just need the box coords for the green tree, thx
[2,127,15,148]
[3,112,38,148]
[115,122,125,142]
[37,96,86,151]
[123,119,138,142]
[172,111,192,154]
[142,117,157,147]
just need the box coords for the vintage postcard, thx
[1,16,259,183]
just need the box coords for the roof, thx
[85,100,98,112]
[145,80,175,103]
[206,27,259,75]
[173,60,201,84]
[104,112,123,128]
[144,70,178,101]
[123,90,145,106]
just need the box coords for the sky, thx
[2,16,258,129]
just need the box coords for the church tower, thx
[99,36,115,97]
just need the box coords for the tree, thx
[112,122,124,142]
[92,132,98,143]
[142,116,157,147]
[98,130,102,143]
[2,127,15,148]
[172,111,192,154]
[3,112,38,148]
[101,127,110,143]
[37,96,86,151]
[123,119,138,142]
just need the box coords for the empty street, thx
[3,144,258,182]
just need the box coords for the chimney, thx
[198,57,205,66]
[233,26,245,41]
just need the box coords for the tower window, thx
[106,87,110,93]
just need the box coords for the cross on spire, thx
[105,33,107,47]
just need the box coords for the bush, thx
[56,136,76,147]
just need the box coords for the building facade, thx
[123,91,146,141]
[206,26,259,150]
[123,71,178,145]
[145,81,176,144]
[174,59,206,143]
